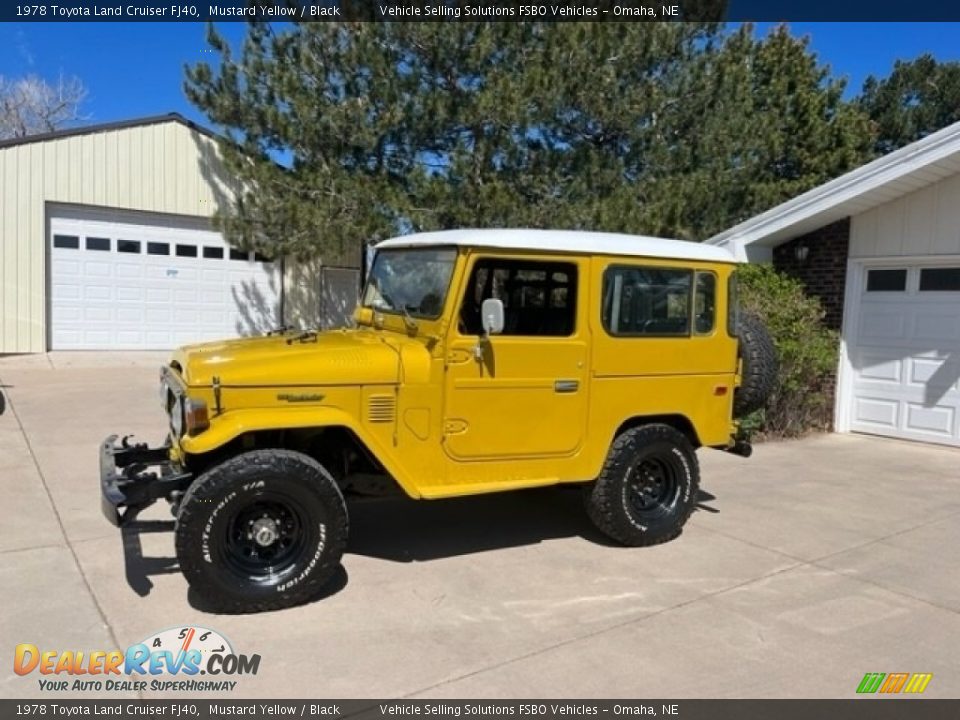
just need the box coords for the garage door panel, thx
[53,329,80,346]
[145,265,175,280]
[858,307,906,341]
[145,288,172,303]
[116,286,143,302]
[905,403,955,436]
[849,262,960,447]
[84,285,111,301]
[83,261,111,277]
[145,331,173,346]
[914,313,960,343]
[84,307,112,322]
[52,284,81,300]
[145,308,172,323]
[173,268,200,282]
[52,307,82,323]
[908,356,955,386]
[82,330,111,346]
[852,396,899,429]
[115,263,143,279]
[115,330,143,346]
[853,352,902,384]
[116,308,143,323]
[53,260,81,275]
[49,212,280,350]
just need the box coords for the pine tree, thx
[185,22,873,257]
[858,54,960,156]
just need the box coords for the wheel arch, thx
[179,408,419,498]
[613,413,701,449]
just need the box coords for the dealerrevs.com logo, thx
[14,626,260,693]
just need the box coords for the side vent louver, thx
[367,394,396,423]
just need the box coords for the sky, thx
[1,22,958,131]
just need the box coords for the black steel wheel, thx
[585,424,699,546]
[625,456,681,518]
[220,495,313,584]
[176,449,348,613]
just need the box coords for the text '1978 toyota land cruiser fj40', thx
[100,229,776,613]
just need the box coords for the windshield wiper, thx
[266,324,295,336]
[286,330,318,345]
[401,305,419,334]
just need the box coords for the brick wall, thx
[772,219,850,332]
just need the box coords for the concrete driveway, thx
[2,353,959,699]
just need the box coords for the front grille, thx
[367,394,396,423]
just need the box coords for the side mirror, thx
[481,298,505,336]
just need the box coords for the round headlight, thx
[170,396,184,437]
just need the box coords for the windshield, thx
[362,247,457,319]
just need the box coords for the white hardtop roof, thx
[375,228,736,263]
[707,120,960,259]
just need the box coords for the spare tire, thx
[733,312,778,417]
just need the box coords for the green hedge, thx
[738,263,838,438]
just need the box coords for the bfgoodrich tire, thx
[733,312,778,417]
[584,424,699,547]
[175,449,348,613]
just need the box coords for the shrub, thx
[738,263,838,438]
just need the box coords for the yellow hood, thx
[172,329,411,387]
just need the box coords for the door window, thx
[459,259,577,337]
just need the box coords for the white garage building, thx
[0,114,359,354]
[710,121,960,448]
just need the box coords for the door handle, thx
[554,379,579,393]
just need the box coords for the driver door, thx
[442,254,588,461]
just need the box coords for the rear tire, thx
[175,449,348,613]
[584,424,699,547]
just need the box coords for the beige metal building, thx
[0,113,359,354]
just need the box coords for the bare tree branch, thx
[0,73,88,140]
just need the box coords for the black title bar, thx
[1,700,959,720]
[4,0,960,22]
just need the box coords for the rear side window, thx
[602,266,691,336]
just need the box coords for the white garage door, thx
[49,210,281,350]
[847,262,960,446]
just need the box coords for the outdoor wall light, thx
[793,242,810,263]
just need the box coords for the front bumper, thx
[100,435,193,527]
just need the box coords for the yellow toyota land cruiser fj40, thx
[100,229,776,612]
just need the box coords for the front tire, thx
[585,424,699,547]
[175,449,348,613]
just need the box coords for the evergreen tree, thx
[185,22,873,258]
[640,25,872,238]
[858,54,960,156]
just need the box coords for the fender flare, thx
[179,407,421,498]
